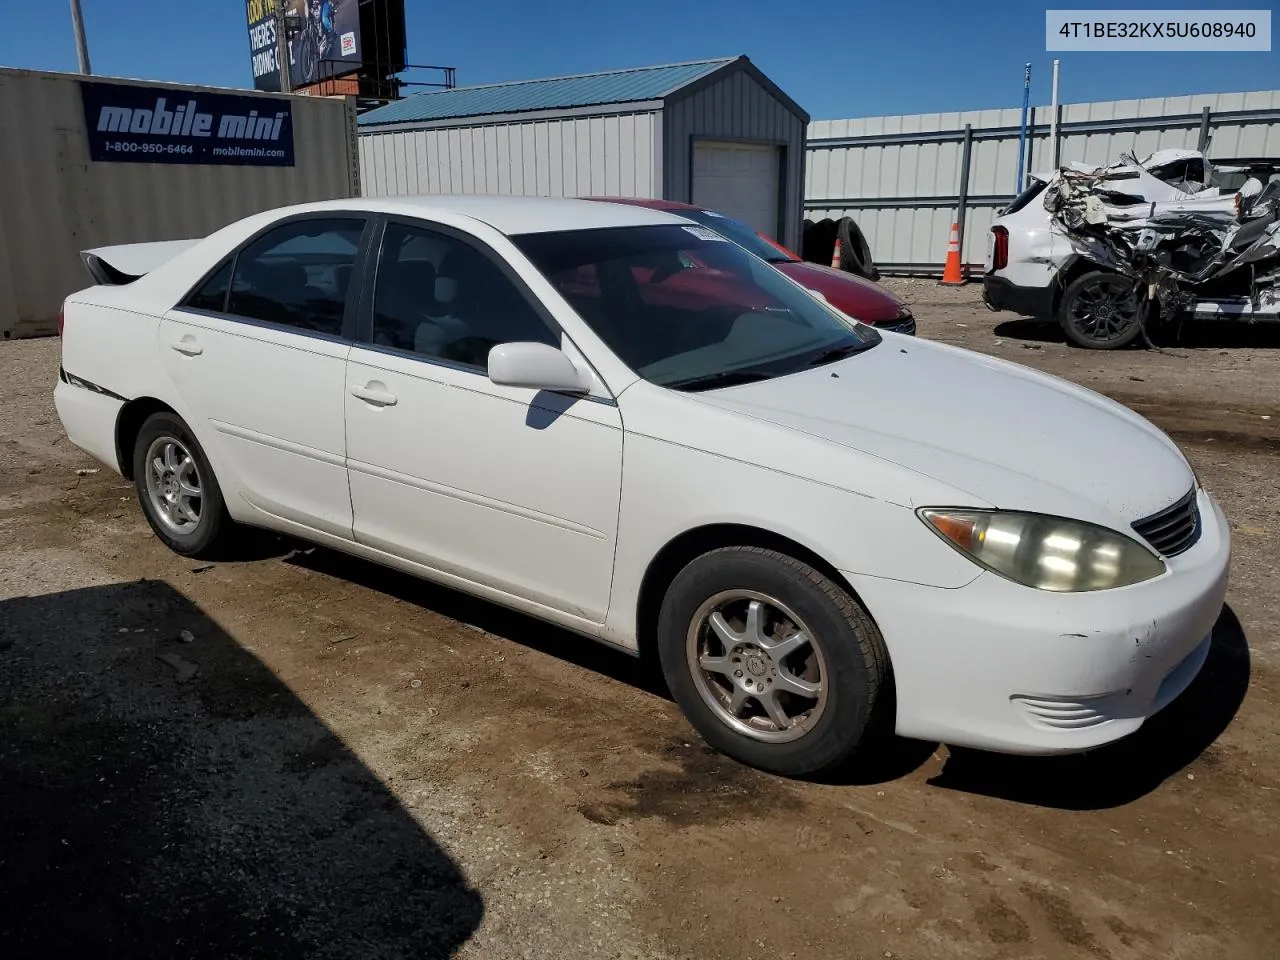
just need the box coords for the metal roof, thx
[358,58,737,127]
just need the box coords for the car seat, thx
[375,259,438,350]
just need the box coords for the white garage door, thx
[691,141,781,239]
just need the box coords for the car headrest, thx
[435,276,458,305]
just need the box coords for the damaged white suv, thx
[983,149,1280,348]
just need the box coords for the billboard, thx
[80,81,295,166]
[246,0,364,93]
[247,0,283,92]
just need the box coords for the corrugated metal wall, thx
[806,89,1280,275]
[359,111,661,201]
[0,68,358,339]
[665,69,808,251]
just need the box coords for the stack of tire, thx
[802,217,879,282]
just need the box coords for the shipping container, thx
[0,68,360,339]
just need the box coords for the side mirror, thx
[488,342,591,394]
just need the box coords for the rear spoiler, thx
[80,239,200,285]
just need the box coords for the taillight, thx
[57,304,66,337]
[991,226,1009,271]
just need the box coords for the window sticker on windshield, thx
[683,225,728,241]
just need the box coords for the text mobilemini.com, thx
[211,146,288,159]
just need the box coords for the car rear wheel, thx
[132,412,231,559]
[1059,270,1144,349]
[657,546,889,777]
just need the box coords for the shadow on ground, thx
[285,547,671,699]
[285,548,1249,803]
[994,315,1280,349]
[0,580,483,958]
[928,604,1250,810]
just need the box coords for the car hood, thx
[773,261,907,323]
[691,336,1193,528]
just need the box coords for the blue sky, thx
[3,1,1275,118]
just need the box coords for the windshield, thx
[678,208,794,262]
[513,224,880,391]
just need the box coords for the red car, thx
[584,197,915,335]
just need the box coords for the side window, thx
[372,222,559,368]
[224,218,365,336]
[183,259,233,313]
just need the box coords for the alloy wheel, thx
[1067,276,1140,344]
[686,590,829,743]
[143,435,203,536]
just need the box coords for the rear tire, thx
[657,546,889,777]
[132,412,232,559]
[1058,270,1143,349]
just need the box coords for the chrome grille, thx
[1132,488,1200,557]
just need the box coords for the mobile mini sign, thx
[80,81,296,167]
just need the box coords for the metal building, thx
[805,88,1280,276]
[357,56,811,250]
[0,68,360,339]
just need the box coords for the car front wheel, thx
[657,546,889,777]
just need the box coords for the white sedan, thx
[55,196,1230,776]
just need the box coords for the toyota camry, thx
[55,196,1230,776]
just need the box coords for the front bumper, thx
[845,489,1231,755]
[982,274,1056,320]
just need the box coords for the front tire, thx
[1058,270,1143,349]
[132,412,231,559]
[657,546,889,777]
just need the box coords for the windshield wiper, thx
[665,369,777,392]
[806,343,867,367]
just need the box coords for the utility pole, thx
[1014,63,1032,194]
[69,0,92,74]
[1049,59,1061,169]
[275,0,292,93]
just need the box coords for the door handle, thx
[350,383,398,407]
[170,335,203,356]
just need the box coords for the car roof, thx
[264,194,691,236]
[582,196,703,212]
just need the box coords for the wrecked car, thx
[984,149,1280,348]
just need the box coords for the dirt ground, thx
[2,285,1278,959]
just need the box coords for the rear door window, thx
[222,218,366,337]
[184,260,233,313]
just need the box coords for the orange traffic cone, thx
[830,236,842,271]
[940,221,965,285]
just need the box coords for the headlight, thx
[918,509,1166,592]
